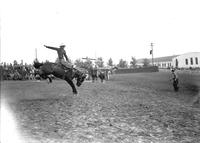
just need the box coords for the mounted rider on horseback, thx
[32,44,87,94]
[44,44,74,76]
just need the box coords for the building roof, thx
[137,55,179,64]
[153,55,179,62]
[173,52,200,59]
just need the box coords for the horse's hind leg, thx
[65,78,78,94]
[47,77,52,83]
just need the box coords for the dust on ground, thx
[1,72,200,143]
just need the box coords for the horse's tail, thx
[33,61,44,69]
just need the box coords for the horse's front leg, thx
[65,78,78,95]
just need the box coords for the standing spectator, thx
[171,68,179,91]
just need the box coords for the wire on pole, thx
[150,43,154,66]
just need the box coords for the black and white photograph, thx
[1,0,200,143]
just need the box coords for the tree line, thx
[70,57,150,69]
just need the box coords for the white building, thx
[136,52,200,69]
[172,52,200,69]
[153,55,178,69]
[137,55,178,68]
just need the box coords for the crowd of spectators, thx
[0,60,35,81]
[0,60,114,81]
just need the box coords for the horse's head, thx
[74,70,87,87]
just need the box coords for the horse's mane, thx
[75,67,87,73]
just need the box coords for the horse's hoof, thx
[73,93,78,96]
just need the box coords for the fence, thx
[114,66,159,74]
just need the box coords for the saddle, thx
[57,63,84,77]
[60,64,82,77]
[57,63,71,71]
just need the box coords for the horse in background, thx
[98,71,105,83]
[88,66,118,83]
[90,67,98,82]
[33,61,87,95]
[98,66,118,83]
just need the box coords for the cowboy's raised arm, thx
[44,45,58,50]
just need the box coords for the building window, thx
[168,63,171,67]
[175,59,178,68]
[185,59,188,65]
[190,58,193,65]
[195,57,198,65]
[162,63,166,68]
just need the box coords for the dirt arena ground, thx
[1,71,200,143]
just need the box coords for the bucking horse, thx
[33,61,87,95]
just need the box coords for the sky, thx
[1,0,200,65]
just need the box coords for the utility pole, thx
[35,48,38,61]
[150,43,154,66]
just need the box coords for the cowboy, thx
[171,68,178,82]
[44,44,73,70]
[171,68,179,91]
